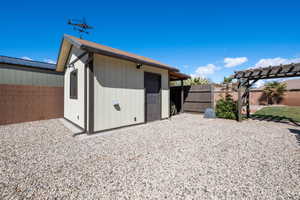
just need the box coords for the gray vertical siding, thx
[0,64,63,87]
[93,54,169,132]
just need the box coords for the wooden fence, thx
[171,84,214,113]
[171,84,300,114]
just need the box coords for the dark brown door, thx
[144,72,161,122]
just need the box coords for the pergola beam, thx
[234,63,300,80]
[245,72,300,80]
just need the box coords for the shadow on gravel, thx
[289,129,300,146]
[251,114,300,127]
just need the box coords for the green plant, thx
[185,77,211,85]
[215,96,237,120]
[221,76,234,99]
[263,81,287,104]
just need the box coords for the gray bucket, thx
[204,108,216,118]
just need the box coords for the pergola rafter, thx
[233,63,300,121]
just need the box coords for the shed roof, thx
[56,34,179,72]
[0,55,56,70]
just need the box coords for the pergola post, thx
[169,76,171,118]
[181,79,184,113]
[246,80,250,118]
[237,80,242,122]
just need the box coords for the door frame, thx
[144,71,162,123]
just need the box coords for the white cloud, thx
[43,59,56,64]
[224,57,248,68]
[254,57,286,68]
[21,56,32,60]
[253,80,265,88]
[182,65,189,69]
[191,64,219,78]
[253,57,300,68]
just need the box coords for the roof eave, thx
[81,45,178,72]
[56,35,79,72]
[63,34,83,48]
[169,71,191,80]
[55,36,66,72]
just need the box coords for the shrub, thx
[215,96,237,120]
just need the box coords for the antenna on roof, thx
[67,17,93,39]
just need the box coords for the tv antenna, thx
[67,17,93,39]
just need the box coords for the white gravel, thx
[0,114,299,199]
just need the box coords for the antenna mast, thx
[67,17,93,39]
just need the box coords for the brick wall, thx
[214,89,300,106]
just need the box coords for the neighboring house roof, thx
[257,79,300,90]
[0,55,56,70]
[56,34,179,72]
[282,79,300,90]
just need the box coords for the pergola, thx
[169,71,191,113]
[233,63,300,121]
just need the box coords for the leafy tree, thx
[263,81,287,104]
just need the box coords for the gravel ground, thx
[0,114,299,199]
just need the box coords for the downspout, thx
[83,56,87,133]
[87,52,94,134]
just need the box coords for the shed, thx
[56,34,189,134]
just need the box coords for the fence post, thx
[210,84,214,110]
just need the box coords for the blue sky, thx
[1,0,300,83]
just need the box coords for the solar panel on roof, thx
[0,55,56,69]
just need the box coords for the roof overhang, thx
[56,37,73,72]
[169,71,191,81]
[56,34,179,72]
